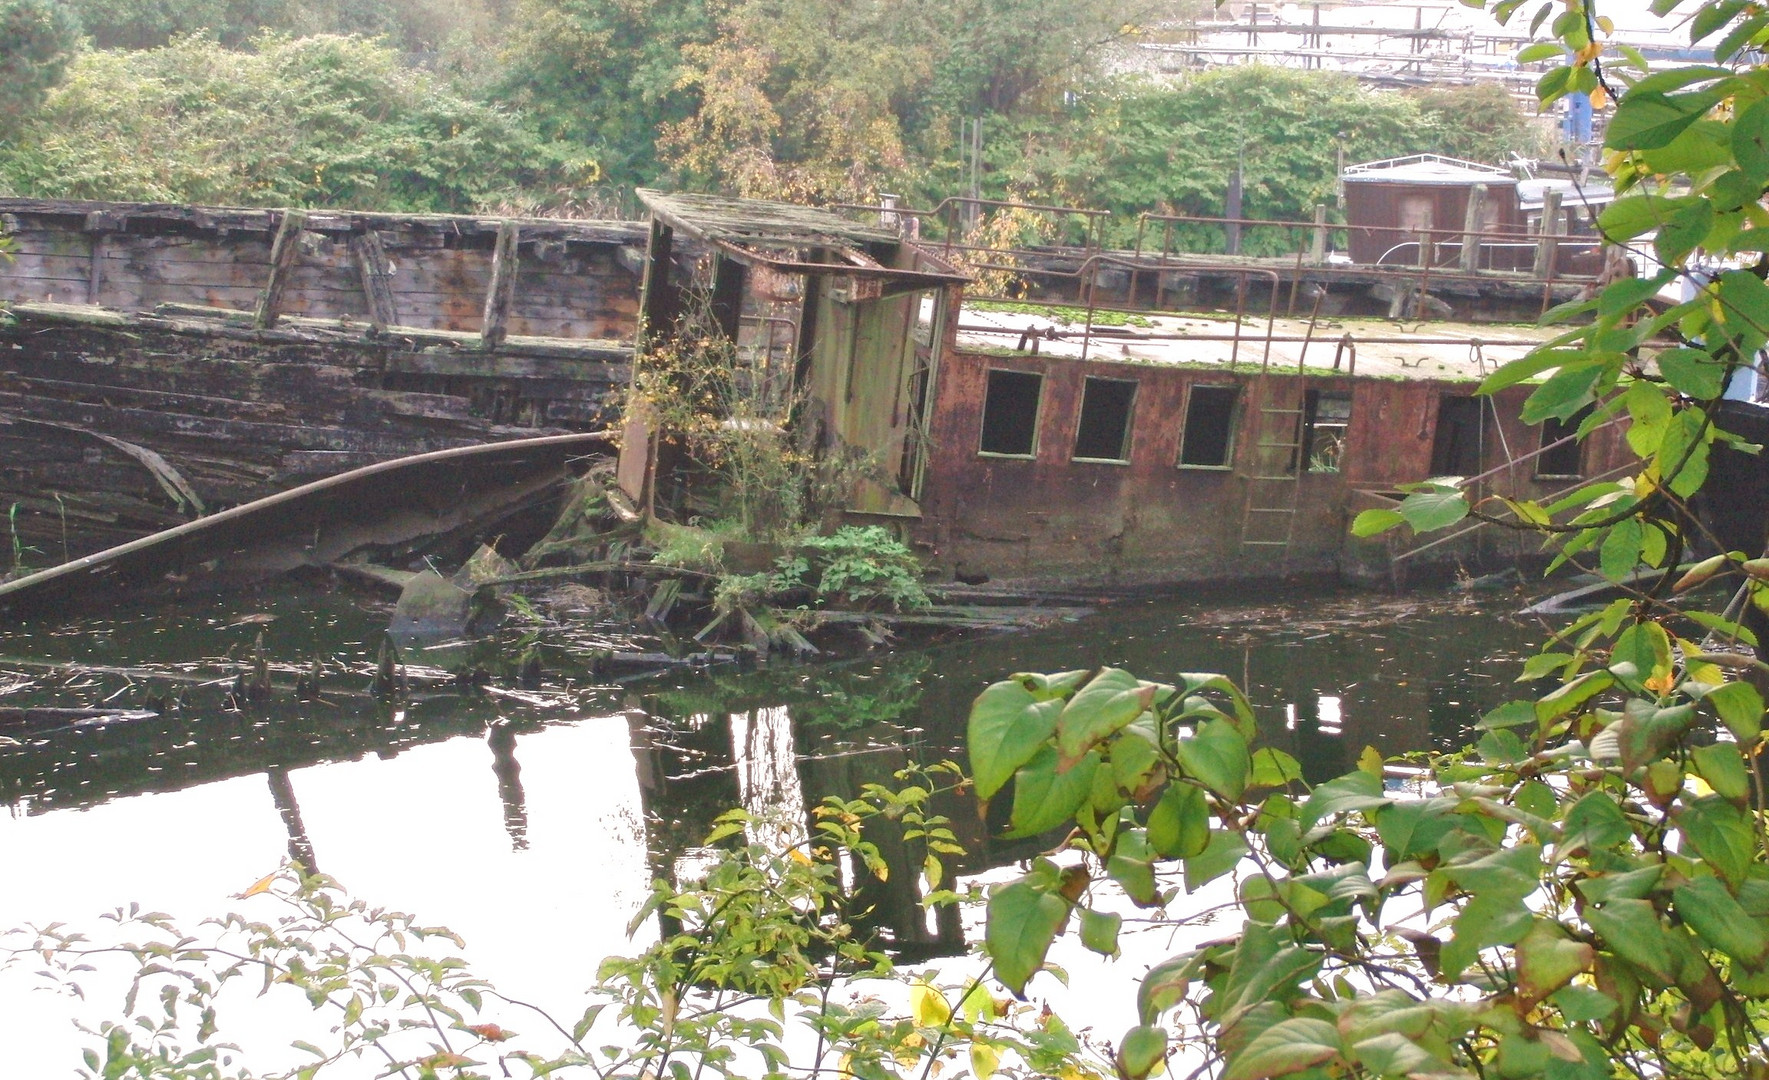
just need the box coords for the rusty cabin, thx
[908,345,1635,589]
[616,190,968,520]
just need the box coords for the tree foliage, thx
[0,33,572,211]
[0,0,82,131]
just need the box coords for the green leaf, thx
[1692,742,1751,801]
[1600,516,1645,581]
[1562,790,1634,852]
[1376,800,1455,862]
[1479,700,1538,729]
[1515,41,1564,63]
[1117,1025,1168,1080]
[1587,899,1679,983]
[1479,347,1587,394]
[1108,829,1161,906]
[1705,680,1766,740]
[1183,829,1249,892]
[985,877,1070,996]
[968,680,1064,801]
[1657,198,1717,266]
[1137,951,1204,1025]
[1223,1017,1342,1080]
[1250,747,1303,788]
[1674,875,1769,966]
[1605,90,1722,151]
[1679,795,1757,887]
[1600,274,1671,321]
[1521,363,1603,424]
[1349,1032,1441,1077]
[1080,908,1122,957]
[1300,770,1389,829]
[1550,984,1618,1022]
[1599,195,1699,242]
[1517,918,1594,1004]
[1396,486,1469,532]
[1737,98,1769,186]
[1055,667,1155,768]
[1147,781,1209,858]
[1656,347,1728,399]
[1176,717,1251,801]
[1006,746,1098,838]
[1350,508,1404,537]
[1721,269,1769,353]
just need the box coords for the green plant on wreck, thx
[783,526,930,612]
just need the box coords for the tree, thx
[0,0,81,131]
[964,3,1769,1078]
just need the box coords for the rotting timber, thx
[0,198,645,562]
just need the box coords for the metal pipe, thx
[952,324,1550,347]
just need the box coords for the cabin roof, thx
[637,189,903,251]
[1341,154,1516,186]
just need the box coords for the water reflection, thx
[0,584,1549,1070]
[487,720,529,850]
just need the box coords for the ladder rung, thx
[1241,540,1290,547]
[1261,408,1304,415]
[1248,507,1295,514]
[1256,441,1301,449]
[1248,474,1297,481]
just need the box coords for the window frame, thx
[1070,375,1139,465]
[976,367,1044,460]
[1176,383,1242,471]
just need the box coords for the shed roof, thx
[1341,154,1516,186]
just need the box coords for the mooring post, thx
[1459,183,1486,272]
[1533,189,1563,279]
[1310,205,1328,265]
[254,209,308,329]
[481,221,520,348]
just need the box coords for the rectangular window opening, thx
[1429,395,1484,477]
[1073,376,1138,462]
[1178,384,1240,468]
[1535,404,1592,478]
[1303,390,1352,474]
[979,368,1042,457]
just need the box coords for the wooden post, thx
[1459,183,1486,272]
[82,209,122,306]
[350,230,399,329]
[254,209,307,329]
[481,221,520,348]
[1310,205,1328,265]
[1533,189,1563,279]
[1416,229,1432,268]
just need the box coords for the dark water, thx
[0,581,1546,1069]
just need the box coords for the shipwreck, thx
[0,188,1646,604]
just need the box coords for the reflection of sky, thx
[0,715,652,1075]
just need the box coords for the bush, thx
[0,33,581,211]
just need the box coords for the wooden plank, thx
[254,209,309,329]
[481,221,520,348]
[350,230,400,328]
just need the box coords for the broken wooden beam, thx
[481,221,520,348]
[350,229,400,329]
[254,209,309,329]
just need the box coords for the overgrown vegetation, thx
[0,0,1546,218]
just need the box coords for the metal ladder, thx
[1238,376,1306,561]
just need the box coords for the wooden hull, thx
[0,304,631,563]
